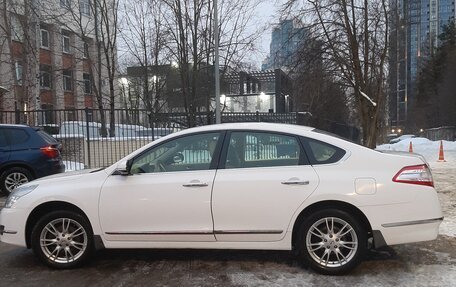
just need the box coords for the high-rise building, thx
[389,0,455,129]
[262,19,307,71]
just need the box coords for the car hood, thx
[31,168,105,184]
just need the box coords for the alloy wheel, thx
[305,217,358,268]
[4,172,29,193]
[39,218,88,264]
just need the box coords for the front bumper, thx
[0,208,28,247]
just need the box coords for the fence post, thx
[256,111,260,122]
[14,102,20,124]
[85,108,91,168]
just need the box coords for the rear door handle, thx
[183,181,209,187]
[281,180,309,185]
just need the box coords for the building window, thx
[40,65,52,89]
[80,0,91,16]
[83,41,89,58]
[83,73,92,94]
[41,104,55,124]
[11,15,23,42]
[41,29,49,48]
[62,30,71,53]
[63,70,73,91]
[15,61,22,85]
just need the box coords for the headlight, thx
[4,185,38,208]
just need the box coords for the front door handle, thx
[183,181,209,187]
[281,179,310,185]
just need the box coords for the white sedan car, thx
[0,123,443,275]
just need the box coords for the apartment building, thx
[0,0,114,123]
[389,0,455,129]
[261,19,307,71]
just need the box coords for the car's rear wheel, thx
[0,167,33,195]
[31,210,94,269]
[297,209,367,275]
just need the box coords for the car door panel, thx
[212,166,319,242]
[0,129,10,165]
[99,170,216,242]
[98,132,223,242]
[212,131,320,242]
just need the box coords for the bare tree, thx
[284,0,389,147]
[119,0,169,117]
[160,0,262,127]
[97,0,119,136]
[290,38,350,132]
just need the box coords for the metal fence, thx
[0,108,302,169]
[422,126,456,141]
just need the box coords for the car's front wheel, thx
[31,210,94,269]
[297,209,367,275]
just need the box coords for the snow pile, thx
[377,137,456,168]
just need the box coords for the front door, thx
[99,132,224,242]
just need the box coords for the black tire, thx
[297,208,367,275]
[0,167,33,196]
[31,210,94,269]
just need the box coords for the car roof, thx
[174,122,315,135]
[0,124,30,129]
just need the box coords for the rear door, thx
[212,131,320,242]
[6,128,33,161]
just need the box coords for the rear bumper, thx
[36,160,65,178]
[373,217,443,248]
[381,217,443,228]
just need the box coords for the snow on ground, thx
[63,161,85,172]
[377,138,456,237]
[377,137,456,168]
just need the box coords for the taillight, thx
[41,145,60,159]
[392,164,434,187]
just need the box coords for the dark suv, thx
[0,124,65,195]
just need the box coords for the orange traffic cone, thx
[409,141,413,153]
[437,140,446,162]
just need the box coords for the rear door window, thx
[223,131,307,169]
[300,137,346,165]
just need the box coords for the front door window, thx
[131,132,221,174]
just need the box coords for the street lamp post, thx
[214,0,221,124]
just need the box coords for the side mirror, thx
[112,159,132,176]
[126,158,133,172]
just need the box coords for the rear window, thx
[37,130,58,144]
[301,137,346,165]
[7,128,29,145]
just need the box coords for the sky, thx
[249,0,286,68]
